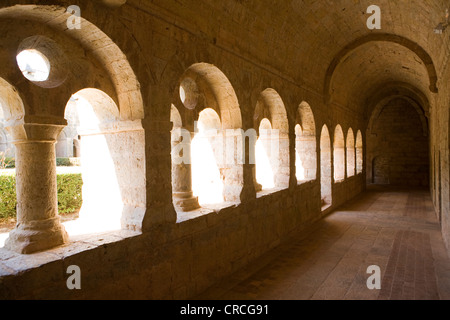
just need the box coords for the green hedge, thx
[0,175,16,219]
[56,158,81,167]
[0,173,83,220]
[57,174,83,214]
[56,158,72,167]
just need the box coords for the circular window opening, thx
[16,49,51,82]
[179,77,199,110]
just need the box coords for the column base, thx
[173,192,200,212]
[4,217,69,254]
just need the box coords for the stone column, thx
[237,127,258,201]
[5,123,68,254]
[171,128,200,211]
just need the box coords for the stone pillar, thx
[275,132,291,188]
[238,127,258,201]
[5,123,68,254]
[171,128,200,211]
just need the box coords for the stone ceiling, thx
[0,0,448,119]
[149,0,449,113]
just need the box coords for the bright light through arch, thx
[256,118,275,190]
[191,108,224,206]
[16,49,51,82]
[295,124,305,181]
[62,90,123,236]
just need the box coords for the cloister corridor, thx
[0,0,449,302]
[197,186,450,300]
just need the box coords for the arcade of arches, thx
[0,0,449,300]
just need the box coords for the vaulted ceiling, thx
[149,0,449,116]
[0,0,448,122]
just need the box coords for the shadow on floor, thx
[195,186,450,300]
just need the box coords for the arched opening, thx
[0,104,13,158]
[295,102,317,182]
[173,63,243,211]
[0,78,25,248]
[0,101,14,238]
[55,130,68,158]
[0,118,14,247]
[321,125,332,210]
[62,88,146,236]
[55,110,80,160]
[254,89,290,192]
[356,130,363,174]
[295,124,305,181]
[346,128,355,178]
[0,5,144,121]
[170,104,200,212]
[192,108,225,206]
[334,125,345,182]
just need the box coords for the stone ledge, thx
[256,187,287,198]
[176,201,239,224]
[0,229,141,278]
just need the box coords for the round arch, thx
[295,101,317,182]
[174,63,243,205]
[0,4,144,121]
[356,130,363,174]
[296,101,316,136]
[346,128,355,178]
[320,125,332,210]
[368,96,429,137]
[254,88,289,135]
[324,33,439,103]
[254,88,290,189]
[63,88,146,235]
[178,62,242,130]
[0,77,25,123]
[333,124,345,182]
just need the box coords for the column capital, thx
[6,122,66,144]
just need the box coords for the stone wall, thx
[367,98,430,187]
[0,174,365,299]
[431,58,450,252]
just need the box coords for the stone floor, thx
[196,186,450,300]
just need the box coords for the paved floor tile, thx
[196,186,450,300]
